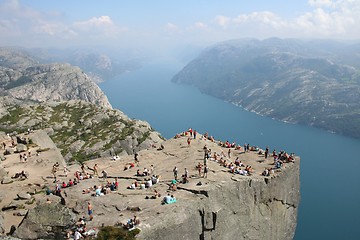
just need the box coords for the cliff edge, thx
[1,130,299,240]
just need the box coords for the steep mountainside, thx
[0,99,163,162]
[172,38,360,138]
[0,48,112,108]
[0,48,163,162]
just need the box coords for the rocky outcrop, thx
[0,100,163,162]
[14,203,76,239]
[140,160,300,240]
[0,166,8,182]
[0,48,112,109]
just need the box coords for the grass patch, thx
[96,226,140,240]
[36,148,50,152]
[0,106,25,124]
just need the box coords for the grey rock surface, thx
[0,214,4,234]
[16,193,32,200]
[14,203,76,239]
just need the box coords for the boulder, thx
[2,201,20,211]
[14,203,76,239]
[16,144,27,153]
[69,140,85,153]
[0,166,8,181]
[4,148,14,155]
[1,177,13,185]
[17,192,32,200]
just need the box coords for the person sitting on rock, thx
[136,169,143,176]
[68,179,74,187]
[101,170,108,179]
[125,215,140,229]
[169,179,178,191]
[124,162,135,171]
[145,178,152,188]
[95,187,102,196]
[162,194,177,204]
[143,167,149,176]
[127,181,137,189]
[151,189,161,199]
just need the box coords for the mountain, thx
[0,47,163,162]
[27,47,143,82]
[172,38,360,138]
[0,47,112,108]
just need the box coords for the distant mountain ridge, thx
[27,47,143,82]
[0,47,112,108]
[172,38,360,138]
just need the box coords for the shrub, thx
[96,226,140,240]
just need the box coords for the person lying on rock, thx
[11,170,28,179]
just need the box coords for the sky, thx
[0,0,359,52]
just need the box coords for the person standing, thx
[63,166,69,177]
[93,164,99,176]
[265,147,269,159]
[204,164,209,178]
[134,153,139,163]
[173,166,178,180]
[87,202,93,221]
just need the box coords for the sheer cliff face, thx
[0,48,112,109]
[141,160,300,240]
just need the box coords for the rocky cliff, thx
[0,48,112,109]
[0,100,163,162]
[0,131,299,239]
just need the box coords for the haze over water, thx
[100,60,360,240]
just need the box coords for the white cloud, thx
[233,11,286,29]
[209,0,360,39]
[215,15,231,28]
[193,22,207,29]
[166,22,180,31]
[73,16,114,31]
[0,0,129,47]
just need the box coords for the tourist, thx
[101,170,108,180]
[73,230,84,240]
[81,164,86,174]
[93,164,98,176]
[204,164,209,178]
[87,202,93,221]
[187,137,191,146]
[64,166,69,177]
[197,163,202,177]
[173,166,178,180]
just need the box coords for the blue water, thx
[99,60,360,240]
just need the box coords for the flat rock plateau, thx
[0,129,300,240]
